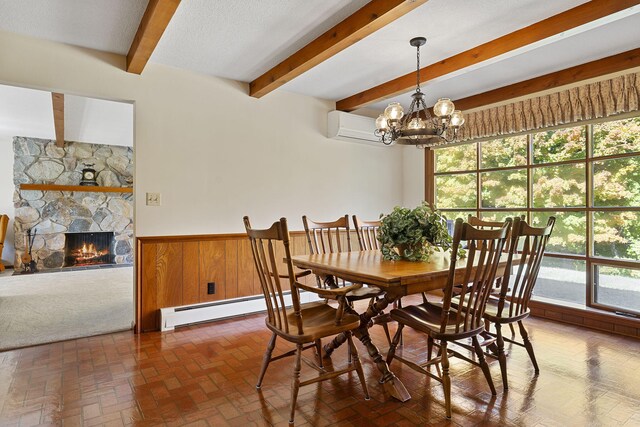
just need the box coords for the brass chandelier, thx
[375,37,465,147]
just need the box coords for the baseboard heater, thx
[159,291,323,331]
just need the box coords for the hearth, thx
[64,232,115,267]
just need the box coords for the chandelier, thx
[375,37,465,147]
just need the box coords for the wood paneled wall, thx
[136,231,357,332]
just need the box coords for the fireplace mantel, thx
[19,184,133,193]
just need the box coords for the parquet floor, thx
[1,296,640,426]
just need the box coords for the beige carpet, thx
[0,267,133,351]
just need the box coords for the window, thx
[433,116,640,314]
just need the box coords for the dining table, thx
[290,249,517,402]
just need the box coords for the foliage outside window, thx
[481,136,527,168]
[434,115,640,313]
[533,126,586,163]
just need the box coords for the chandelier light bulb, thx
[434,98,455,117]
[407,117,425,140]
[384,102,404,121]
[408,117,425,130]
[375,114,389,131]
[450,110,465,127]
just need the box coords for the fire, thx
[71,241,107,264]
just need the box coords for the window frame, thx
[431,117,640,316]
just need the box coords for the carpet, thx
[0,267,133,351]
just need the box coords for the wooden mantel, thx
[19,184,133,194]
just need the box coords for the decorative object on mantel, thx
[374,37,465,147]
[80,163,98,186]
[378,202,461,262]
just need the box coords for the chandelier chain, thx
[415,44,421,93]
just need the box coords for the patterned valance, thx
[460,72,640,141]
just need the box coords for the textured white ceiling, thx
[150,0,370,82]
[0,0,637,115]
[0,84,133,147]
[281,0,591,100]
[364,10,640,112]
[0,0,148,54]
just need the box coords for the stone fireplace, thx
[64,231,115,267]
[13,137,133,272]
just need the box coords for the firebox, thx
[64,232,115,267]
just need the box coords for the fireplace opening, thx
[64,232,115,267]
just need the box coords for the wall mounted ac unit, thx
[327,110,382,146]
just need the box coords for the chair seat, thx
[390,302,482,340]
[482,297,530,323]
[451,295,530,324]
[267,301,361,343]
[346,285,384,301]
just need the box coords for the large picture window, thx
[434,116,640,315]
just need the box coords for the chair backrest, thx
[244,216,303,336]
[352,216,380,251]
[302,215,352,255]
[442,218,511,335]
[468,214,523,253]
[498,216,556,318]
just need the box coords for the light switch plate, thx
[146,192,161,206]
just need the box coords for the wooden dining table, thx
[291,249,516,402]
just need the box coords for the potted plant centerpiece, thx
[378,202,458,262]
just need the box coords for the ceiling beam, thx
[126,0,181,74]
[249,0,428,98]
[452,48,640,112]
[52,92,64,148]
[337,0,640,111]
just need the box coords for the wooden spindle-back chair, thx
[303,215,389,346]
[352,216,380,251]
[483,216,555,390]
[387,218,512,419]
[244,216,369,424]
[468,214,526,332]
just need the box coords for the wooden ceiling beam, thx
[249,0,428,98]
[52,92,64,148]
[337,0,640,111]
[126,0,181,74]
[452,48,640,112]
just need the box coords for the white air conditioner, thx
[327,110,382,146]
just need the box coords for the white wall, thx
[401,146,425,208]
[0,137,14,264]
[0,31,404,236]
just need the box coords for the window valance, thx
[460,71,640,141]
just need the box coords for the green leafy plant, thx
[378,202,457,262]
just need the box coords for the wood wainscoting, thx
[136,231,323,332]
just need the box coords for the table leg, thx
[324,291,411,402]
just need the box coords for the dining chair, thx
[352,216,380,251]
[482,216,555,391]
[386,217,512,419]
[0,214,8,272]
[244,216,369,424]
[468,214,524,335]
[303,215,389,342]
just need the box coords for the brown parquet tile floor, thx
[1,295,640,426]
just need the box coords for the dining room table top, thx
[290,250,517,290]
